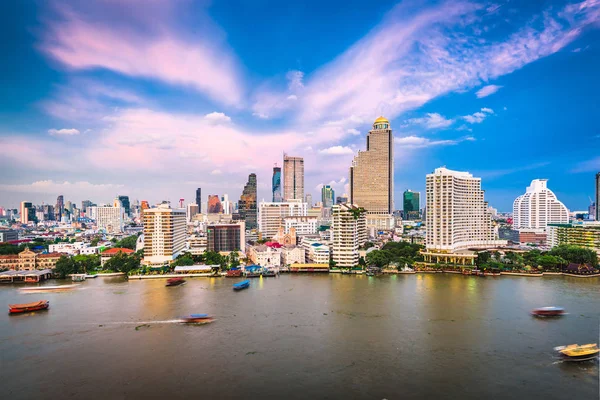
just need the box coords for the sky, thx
[0,0,599,212]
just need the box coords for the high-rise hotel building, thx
[349,117,394,229]
[331,204,367,268]
[425,167,505,252]
[513,179,569,233]
[142,203,186,266]
[283,155,304,201]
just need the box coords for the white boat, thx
[71,274,86,282]
[20,284,79,293]
[84,274,98,279]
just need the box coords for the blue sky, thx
[0,0,599,212]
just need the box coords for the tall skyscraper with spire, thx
[239,173,257,229]
[272,165,282,202]
[283,154,304,201]
[349,117,394,225]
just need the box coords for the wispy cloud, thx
[318,146,354,155]
[0,180,124,194]
[463,108,494,124]
[48,128,80,136]
[475,162,551,179]
[204,112,232,125]
[404,113,454,129]
[394,135,474,149]
[476,85,503,98]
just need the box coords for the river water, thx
[1,274,598,399]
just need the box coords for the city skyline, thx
[1,1,600,211]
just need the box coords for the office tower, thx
[305,193,313,208]
[221,194,232,215]
[513,179,569,232]
[187,203,199,222]
[56,195,64,220]
[207,221,245,252]
[20,201,35,224]
[81,200,93,213]
[272,166,282,202]
[118,195,131,216]
[336,194,349,204]
[425,167,504,251]
[596,172,600,221]
[65,201,73,216]
[207,195,224,214]
[349,117,394,214]
[239,173,257,229]
[42,204,55,221]
[331,204,367,268]
[258,199,308,238]
[403,190,420,220]
[196,188,202,213]
[0,229,18,242]
[88,200,125,233]
[142,203,186,266]
[283,155,304,201]
[321,185,335,208]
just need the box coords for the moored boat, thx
[179,314,214,324]
[555,343,599,361]
[226,269,242,277]
[9,300,49,314]
[233,280,250,291]
[531,306,566,317]
[166,277,186,287]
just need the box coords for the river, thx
[1,274,598,399]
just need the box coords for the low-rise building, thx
[0,229,18,243]
[207,222,245,252]
[187,235,208,256]
[281,245,304,266]
[247,243,282,267]
[0,248,62,271]
[283,216,318,236]
[547,222,600,255]
[301,237,330,264]
[100,247,135,266]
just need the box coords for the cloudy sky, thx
[1,0,599,211]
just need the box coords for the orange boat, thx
[9,300,49,314]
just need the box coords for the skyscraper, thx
[513,179,569,232]
[143,203,186,266]
[283,155,304,201]
[596,172,600,221]
[349,117,394,215]
[20,201,34,224]
[118,195,131,216]
[56,195,64,221]
[272,166,282,202]
[331,204,367,268]
[305,193,313,208]
[321,185,335,208]
[196,188,202,213]
[403,190,420,220]
[207,195,224,214]
[239,173,257,229]
[425,167,505,252]
[186,203,199,222]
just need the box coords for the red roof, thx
[101,248,135,255]
[265,242,283,248]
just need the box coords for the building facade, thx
[0,229,18,242]
[272,166,282,202]
[0,248,61,271]
[207,222,245,252]
[89,202,125,233]
[513,179,569,233]
[349,117,394,215]
[403,190,420,220]
[196,188,202,213]
[283,216,318,236]
[321,185,335,209]
[20,201,35,224]
[142,203,186,266]
[186,203,199,223]
[548,222,600,255]
[331,204,367,268]
[118,195,131,216]
[239,173,257,229]
[425,167,506,252]
[258,200,308,238]
[247,244,282,267]
[301,237,330,264]
[56,195,64,221]
[283,155,304,201]
[207,195,224,214]
[596,172,600,221]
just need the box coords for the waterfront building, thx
[88,201,125,233]
[207,195,224,214]
[283,216,318,236]
[207,222,245,252]
[305,193,313,208]
[20,201,35,224]
[349,117,394,218]
[100,247,135,266]
[186,235,207,256]
[547,222,600,255]
[403,190,420,220]
[186,203,199,223]
[258,200,308,239]
[239,173,258,230]
[301,237,330,264]
[0,229,18,242]
[118,195,131,216]
[196,188,202,213]
[142,203,186,266]
[272,166,282,202]
[283,155,304,201]
[321,185,335,209]
[512,179,569,241]
[425,167,506,253]
[596,172,600,221]
[281,245,305,266]
[247,243,282,267]
[272,226,297,246]
[0,248,61,271]
[331,204,367,268]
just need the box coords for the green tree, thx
[366,250,390,268]
[204,251,226,268]
[103,252,141,274]
[54,255,78,279]
[172,253,195,267]
[475,251,491,267]
[523,249,541,267]
[228,252,240,269]
[549,245,598,266]
[72,254,100,273]
[358,256,366,267]
[536,254,562,270]
[114,234,139,250]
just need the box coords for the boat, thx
[179,314,214,324]
[531,306,566,317]
[166,278,186,287]
[226,269,242,277]
[555,343,599,361]
[261,268,277,277]
[85,274,98,279]
[71,274,86,282]
[20,284,78,293]
[9,300,49,314]
[233,280,250,291]
[471,269,485,277]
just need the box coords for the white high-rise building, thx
[331,204,367,268]
[425,167,505,252]
[143,203,186,266]
[221,194,233,215]
[88,199,125,233]
[283,216,318,236]
[513,179,569,233]
[258,199,307,238]
[186,203,199,223]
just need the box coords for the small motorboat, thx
[20,284,78,293]
[555,343,599,361]
[9,300,50,314]
[166,278,186,287]
[179,314,214,324]
[531,306,566,317]
[233,280,250,291]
